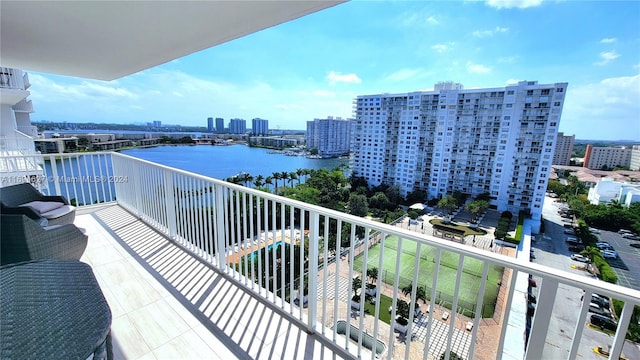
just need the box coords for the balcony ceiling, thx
[0,1,344,81]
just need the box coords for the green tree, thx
[405,189,426,205]
[348,193,369,217]
[253,174,264,188]
[288,171,298,187]
[366,267,378,285]
[466,200,489,222]
[272,172,281,189]
[438,195,458,215]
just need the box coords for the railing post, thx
[132,161,142,217]
[163,169,177,239]
[306,211,319,333]
[525,277,558,360]
[214,185,227,270]
[48,154,61,195]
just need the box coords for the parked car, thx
[591,295,610,308]
[590,314,617,331]
[596,242,612,250]
[563,229,575,235]
[589,303,612,317]
[571,254,590,262]
[630,243,640,249]
[601,250,618,259]
[569,246,585,252]
[622,233,639,240]
[589,228,601,234]
[618,229,633,234]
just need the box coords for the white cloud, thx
[472,26,509,38]
[426,16,439,25]
[327,71,362,85]
[600,38,617,43]
[28,73,137,102]
[384,68,422,82]
[485,0,543,9]
[594,50,620,66]
[432,43,453,53]
[466,61,492,74]
[498,56,518,63]
[561,74,640,140]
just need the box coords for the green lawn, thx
[353,235,503,318]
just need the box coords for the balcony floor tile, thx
[75,205,343,360]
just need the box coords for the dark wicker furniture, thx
[1,214,88,266]
[0,260,112,359]
[0,183,76,225]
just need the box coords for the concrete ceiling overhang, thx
[0,1,344,81]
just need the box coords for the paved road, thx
[532,196,640,360]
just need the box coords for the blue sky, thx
[28,0,639,140]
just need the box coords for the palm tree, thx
[280,172,289,190]
[401,281,427,303]
[272,172,282,189]
[288,172,298,187]
[264,176,273,191]
[253,174,264,188]
[366,267,378,285]
[296,168,304,185]
[241,173,253,187]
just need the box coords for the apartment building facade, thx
[251,118,269,135]
[628,145,640,171]
[583,145,633,170]
[553,132,574,165]
[228,118,246,134]
[306,116,352,157]
[351,80,568,224]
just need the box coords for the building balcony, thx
[2,152,640,360]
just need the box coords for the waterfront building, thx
[35,137,78,153]
[215,117,225,132]
[306,116,351,157]
[229,118,247,134]
[252,118,269,135]
[583,144,633,170]
[552,132,574,165]
[351,80,568,225]
[630,145,640,171]
[207,117,214,132]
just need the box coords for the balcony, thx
[2,152,640,360]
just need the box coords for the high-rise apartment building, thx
[306,117,352,157]
[583,145,633,170]
[207,117,214,132]
[229,118,247,134]
[351,80,568,223]
[215,118,224,133]
[630,145,640,171]
[553,132,574,165]
[252,118,269,135]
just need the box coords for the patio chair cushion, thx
[20,201,65,214]
[41,205,75,220]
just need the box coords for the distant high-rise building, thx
[583,145,633,170]
[229,118,247,134]
[153,120,161,127]
[215,118,224,132]
[553,132,574,165]
[351,80,568,224]
[630,145,640,171]
[252,118,269,135]
[306,117,351,157]
[207,117,214,132]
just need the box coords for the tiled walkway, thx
[76,204,345,360]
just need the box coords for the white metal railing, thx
[0,67,26,89]
[0,152,116,206]
[107,152,640,360]
[0,130,37,154]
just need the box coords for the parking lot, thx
[531,195,640,360]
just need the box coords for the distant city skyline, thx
[24,1,640,140]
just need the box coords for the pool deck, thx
[226,230,302,264]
